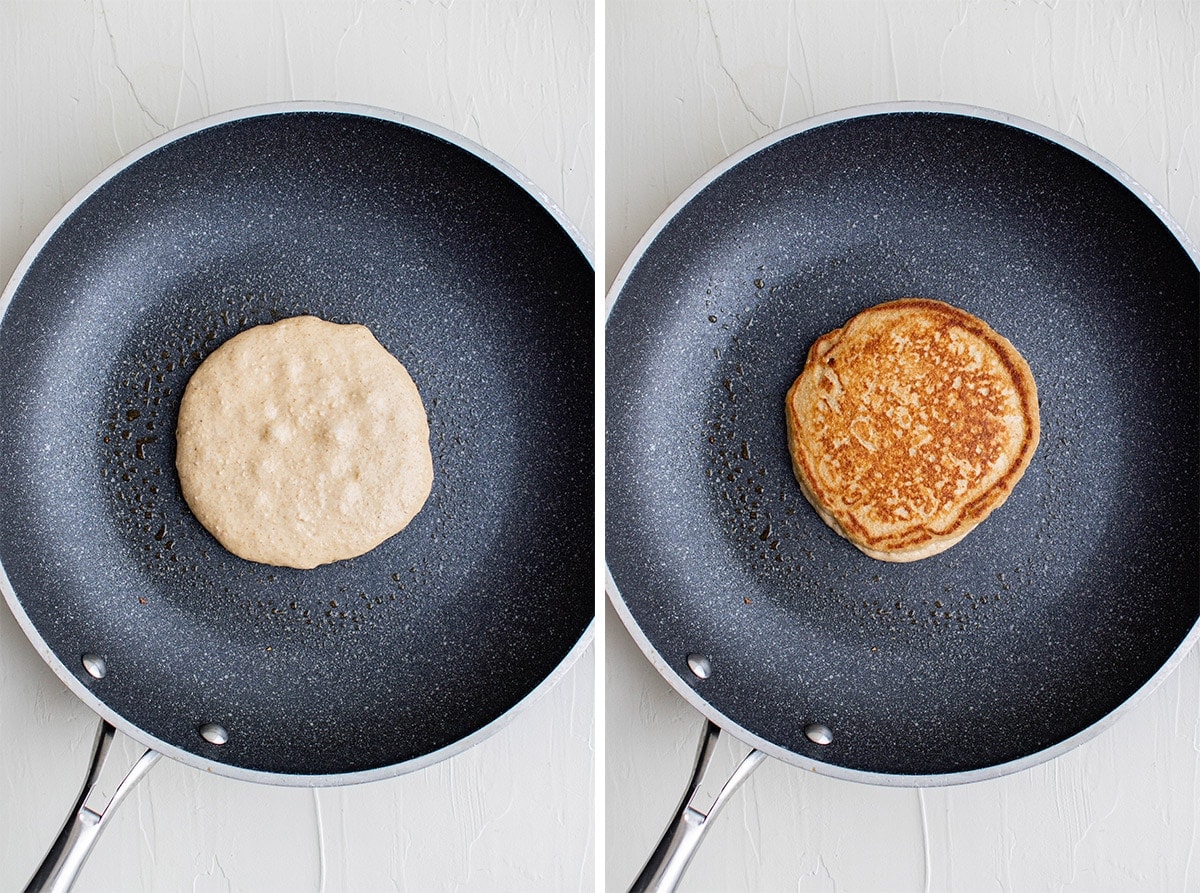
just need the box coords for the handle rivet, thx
[686,653,712,679]
[804,722,833,746]
[81,654,107,679]
[199,723,229,745]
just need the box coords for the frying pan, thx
[0,102,593,889]
[605,102,1198,890]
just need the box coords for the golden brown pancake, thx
[785,299,1039,562]
[176,315,433,569]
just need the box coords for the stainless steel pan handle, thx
[25,720,161,893]
[630,720,766,893]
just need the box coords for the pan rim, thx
[0,100,594,787]
[604,99,1200,787]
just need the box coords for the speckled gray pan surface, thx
[607,109,1198,778]
[0,110,592,779]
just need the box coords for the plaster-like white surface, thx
[606,1,1199,891]
[0,2,593,890]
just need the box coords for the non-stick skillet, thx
[606,102,1199,891]
[0,102,593,890]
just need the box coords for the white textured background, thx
[0,2,593,891]
[606,2,1199,892]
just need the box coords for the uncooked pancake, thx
[176,315,433,569]
[785,299,1039,562]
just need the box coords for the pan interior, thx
[606,111,1198,778]
[0,111,593,779]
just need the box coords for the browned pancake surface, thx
[785,299,1039,561]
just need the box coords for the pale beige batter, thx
[175,315,433,569]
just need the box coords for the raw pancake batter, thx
[176,315,433,569]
